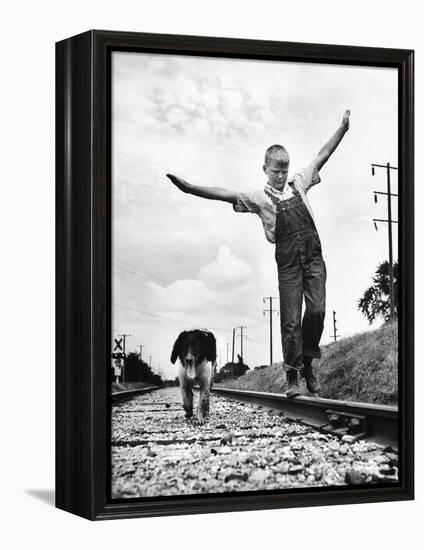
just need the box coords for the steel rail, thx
[111,385,161,403]
[212,387,398,449]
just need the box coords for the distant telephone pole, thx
[118,333,131,356]
[138,344,144,361]
[263,297,279,366]
[232,329,235,363]
[371,162,398,320]
[226,342,230,364]
[236,326,247,362]
[332,311,339,343]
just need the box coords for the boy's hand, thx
[341,109,350,131]
[166,173,191,193]
[313,109,351,171]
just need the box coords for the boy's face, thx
[263,159,289,191]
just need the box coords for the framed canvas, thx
[56,30,414,520]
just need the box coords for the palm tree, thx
[358,260,398,324]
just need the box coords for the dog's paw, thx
[184,407,193,419]
[193,411,207,425]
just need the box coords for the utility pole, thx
[236,326,247,362]
[371,162,398,320]
[138,344,144,361]
[263,296,279,366]
[232,328,235,363]
[149,355,152,368]
[226,342,230,364]
[332,310,339,343]
[118,333,131,356]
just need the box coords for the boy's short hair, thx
[264,144,290,166]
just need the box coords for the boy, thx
[166,110,350,397]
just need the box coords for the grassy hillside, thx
[218,321,398,405]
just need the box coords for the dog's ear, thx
[171,332,186,364]
[204,331,217,362]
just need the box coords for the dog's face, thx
[171,330,217,375]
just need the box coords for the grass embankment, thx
[218,321,398,405]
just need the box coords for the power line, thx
[114,303,233,334]
[114,304,270,355]
[246,336,268,348]
[115,260,264,323]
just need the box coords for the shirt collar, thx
[264,178,294,203]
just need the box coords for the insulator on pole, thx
[374,193,378,203]
[372,166,375,176]
[374,221,378,231]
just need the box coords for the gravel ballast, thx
[111,387,398,499]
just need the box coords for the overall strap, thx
[292,179,315,224]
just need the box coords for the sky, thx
[111,51,398,380]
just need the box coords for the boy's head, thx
[263,144,290,191]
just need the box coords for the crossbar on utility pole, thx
[263,296,279,366]
[371,162,398,319]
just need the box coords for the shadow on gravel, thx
[26,489,55,507]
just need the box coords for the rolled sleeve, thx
[296,162,321,193]
[233,191,262,213]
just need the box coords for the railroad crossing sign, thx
[114,338,123,352]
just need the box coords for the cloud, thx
[197,246,253,290]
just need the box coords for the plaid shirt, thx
[233,163,320,243]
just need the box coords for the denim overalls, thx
[274,193,326,372]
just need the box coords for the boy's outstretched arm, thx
[313,110,350,171]
[166,174,239,205]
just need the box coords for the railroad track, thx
[212,387,398,449]
[112,385,160,403]
[111,387,398,499]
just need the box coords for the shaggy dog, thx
[170,330,217,425]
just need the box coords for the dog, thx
[170,329,217,425]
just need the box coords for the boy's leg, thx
[277,262,304,396]
[302,252,326,392]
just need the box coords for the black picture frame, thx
[56,30,414,521]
